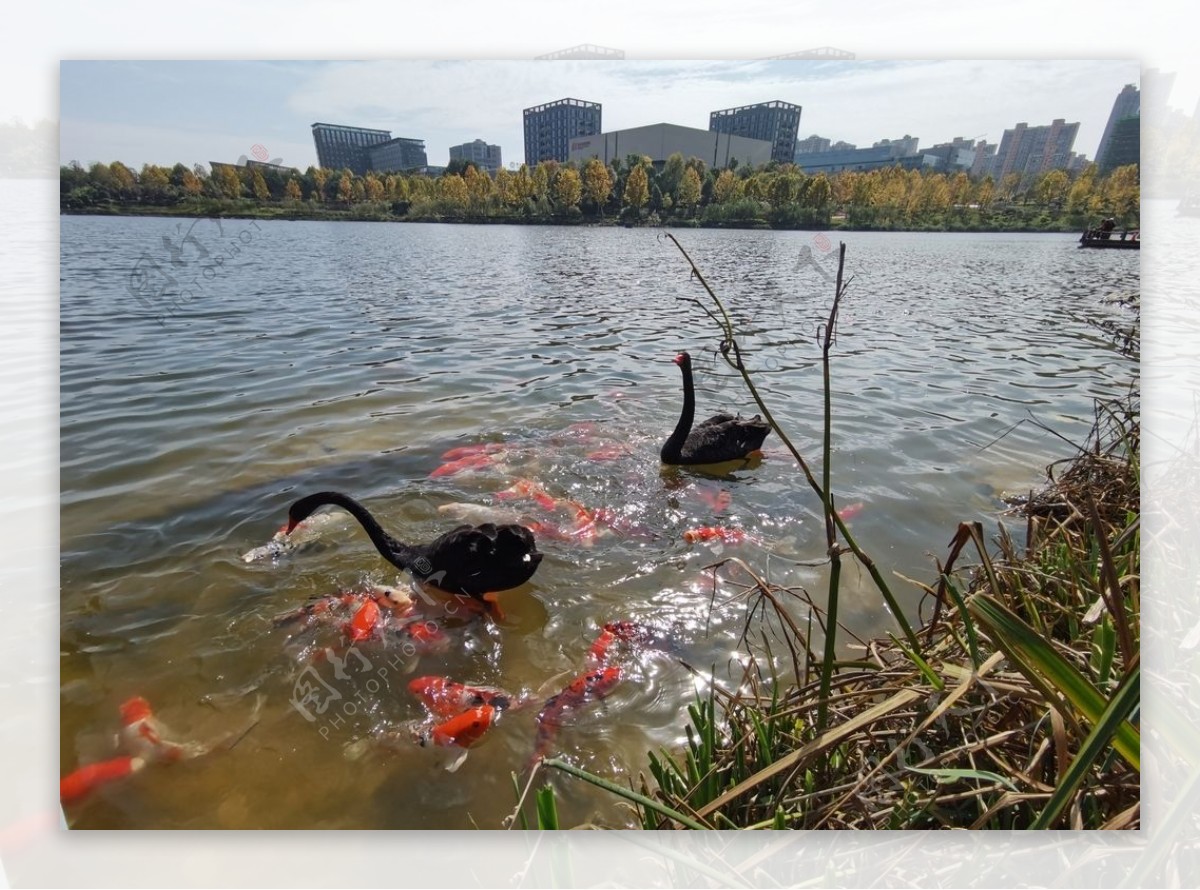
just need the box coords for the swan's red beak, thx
[283,520,298,535]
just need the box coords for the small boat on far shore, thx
[1079,228,1139,250]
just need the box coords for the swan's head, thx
[673,352,691,367]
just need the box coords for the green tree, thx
[660,152,685,199]
[139,164,171,202]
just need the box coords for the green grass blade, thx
[541,757,711,830]
[535,785,559,830]
[969,593,1139,769]
[1031,663,1141,829]
[903,765,1018,791]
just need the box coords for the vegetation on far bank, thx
[61,153,1140,234]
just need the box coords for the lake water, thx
[59,215,1138,829]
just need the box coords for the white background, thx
[1,1,1193,886]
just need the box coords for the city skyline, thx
[60,60,1138,175]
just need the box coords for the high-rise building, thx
[366,137,429,173]
[1099,116,1140,174]
[311,122,392,175]
[1095,85,1140,171]
[989,119,1079,182]
[872,135,920,157]
[449,139,503,173]
[970,141,997,179]
[709,100,802,164]
[795,135,832,155]
[523,98,602,166]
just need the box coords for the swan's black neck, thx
[661,359,695,462]
[287,491,420,570]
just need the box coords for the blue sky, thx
[59,59,1141,172]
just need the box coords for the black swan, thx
[285,491,542,600]
[660,352,771,465]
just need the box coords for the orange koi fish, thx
[60,755,145,804]
[531,666,623,763]
[345,599,381,643]
[394,619,450,653]
[429,452,495,478]
[423,704,498,749]
[275,586,411,629]
[441,443,505,461]
[585,621,656,670]
[683,526,748,544]
[408,676,512,721]
[836,502,865,521]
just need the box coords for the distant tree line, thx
[59,153,1140,231]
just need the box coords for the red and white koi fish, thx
[495,479,558,511]
[531,666,623,764]
[408,676,513,721]
[683,526,749,545]
[61,696,207,804]
[118,696,208,763]
[429,452,494,478]
[60,755,145,804]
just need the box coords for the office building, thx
[568,122,773,169]
[1095,84,1140,172]
[311,122,392,175]
[449,139,503,173]
[523,98,602,166]
[709,100,802,164]
[793,143,916,174]
[989,119,1079,182]
[366,137,428,173]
